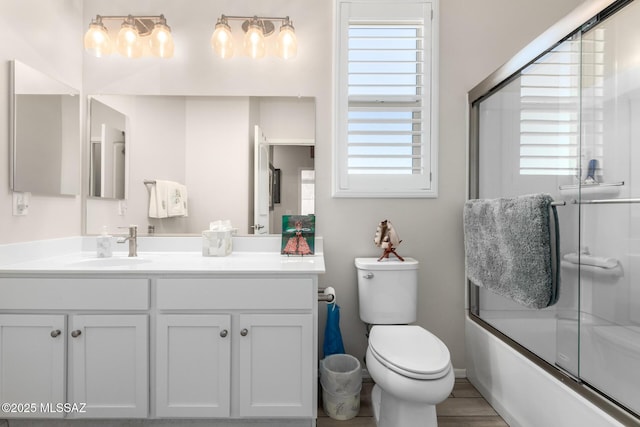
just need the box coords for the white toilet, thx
[356,257,454,427]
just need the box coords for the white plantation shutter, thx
[348,25,423,175]
[335,1,438,197]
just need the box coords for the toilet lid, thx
[369,325,451,380]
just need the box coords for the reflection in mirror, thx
[269,145,315,234]
[254,125,315,235]
[84,96,315,236]
[89,98,127,199]
[10,60,80,196]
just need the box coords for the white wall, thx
[0,0,584,371]
[0,0,83,243]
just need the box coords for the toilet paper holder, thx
[318,287,335,303]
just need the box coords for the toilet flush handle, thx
[363,272,374,279]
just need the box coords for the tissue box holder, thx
[202,230,233,257]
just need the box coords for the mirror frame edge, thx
[9,60,17,192]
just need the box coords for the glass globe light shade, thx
[277,22,297,60]
[211,21,234,59]
[84,20,112,57]
[149,21,174,58]
[243,22,265,59]
[116,19,143,58]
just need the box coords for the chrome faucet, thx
[117,225,138,257]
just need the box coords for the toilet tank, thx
[355,257,418,324]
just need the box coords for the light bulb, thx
[277,21,297,60]
[243,19,265,59]
[117,17,143,58]
[149,17,174,58]
[84,18,112,57]
[211,19,234,59]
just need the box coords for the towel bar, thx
[143,179,156,185]
[553,198,640,206]
[580,198,640,205]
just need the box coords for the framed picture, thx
[269,164,275,210]
[281,214,315,256]
[273,168,281,204]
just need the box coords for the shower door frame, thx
[467,0,639,425]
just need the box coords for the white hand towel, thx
[167,182,188,217]
[148,185,159,217]
[148,180,170,218]
[178,184,188,217]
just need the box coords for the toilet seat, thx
[368,325,451,380]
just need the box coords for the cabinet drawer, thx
[0,278,149,310]
[157,278,314,310]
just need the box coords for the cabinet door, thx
[68,314,148,418]
[156,314,231,417]
[0,314,66,418]
[238,313,313,417]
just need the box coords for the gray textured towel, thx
[463,193,559,309]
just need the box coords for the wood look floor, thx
[318,378,509,427]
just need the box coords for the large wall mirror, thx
[10,60,80,196]
[85,95,315,236]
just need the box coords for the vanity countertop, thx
[0,236,325,277]
[0,251,325,276]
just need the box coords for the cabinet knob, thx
[220,329,228,338]
[50,329,61,338]
[71,330,82,338]
[240,328,249,337]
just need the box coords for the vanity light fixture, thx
[211,15,297,60]
[84,14,174,59]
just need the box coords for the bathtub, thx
[466,316,628,427]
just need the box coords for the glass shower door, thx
[470,0,640,419]
[578,1,640,414]
[474,34,582,376]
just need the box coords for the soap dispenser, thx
[97,226,112,258]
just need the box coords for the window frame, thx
[333,0,439,198]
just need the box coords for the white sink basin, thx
[70,257,153,267]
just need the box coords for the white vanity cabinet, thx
[67,314,148,418]
[0,314,66,418]
[0,237,324,426]
[155,276,316,420]
[155,314,232,417]
[237,313,313,417]
[0,278,150,419]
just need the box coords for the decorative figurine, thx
[374,220,404,261]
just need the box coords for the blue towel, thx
[323,303,345,357]
[463,193,559,309]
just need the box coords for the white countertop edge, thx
[0,236,325,276]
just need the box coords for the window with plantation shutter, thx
[334,0,438,198]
